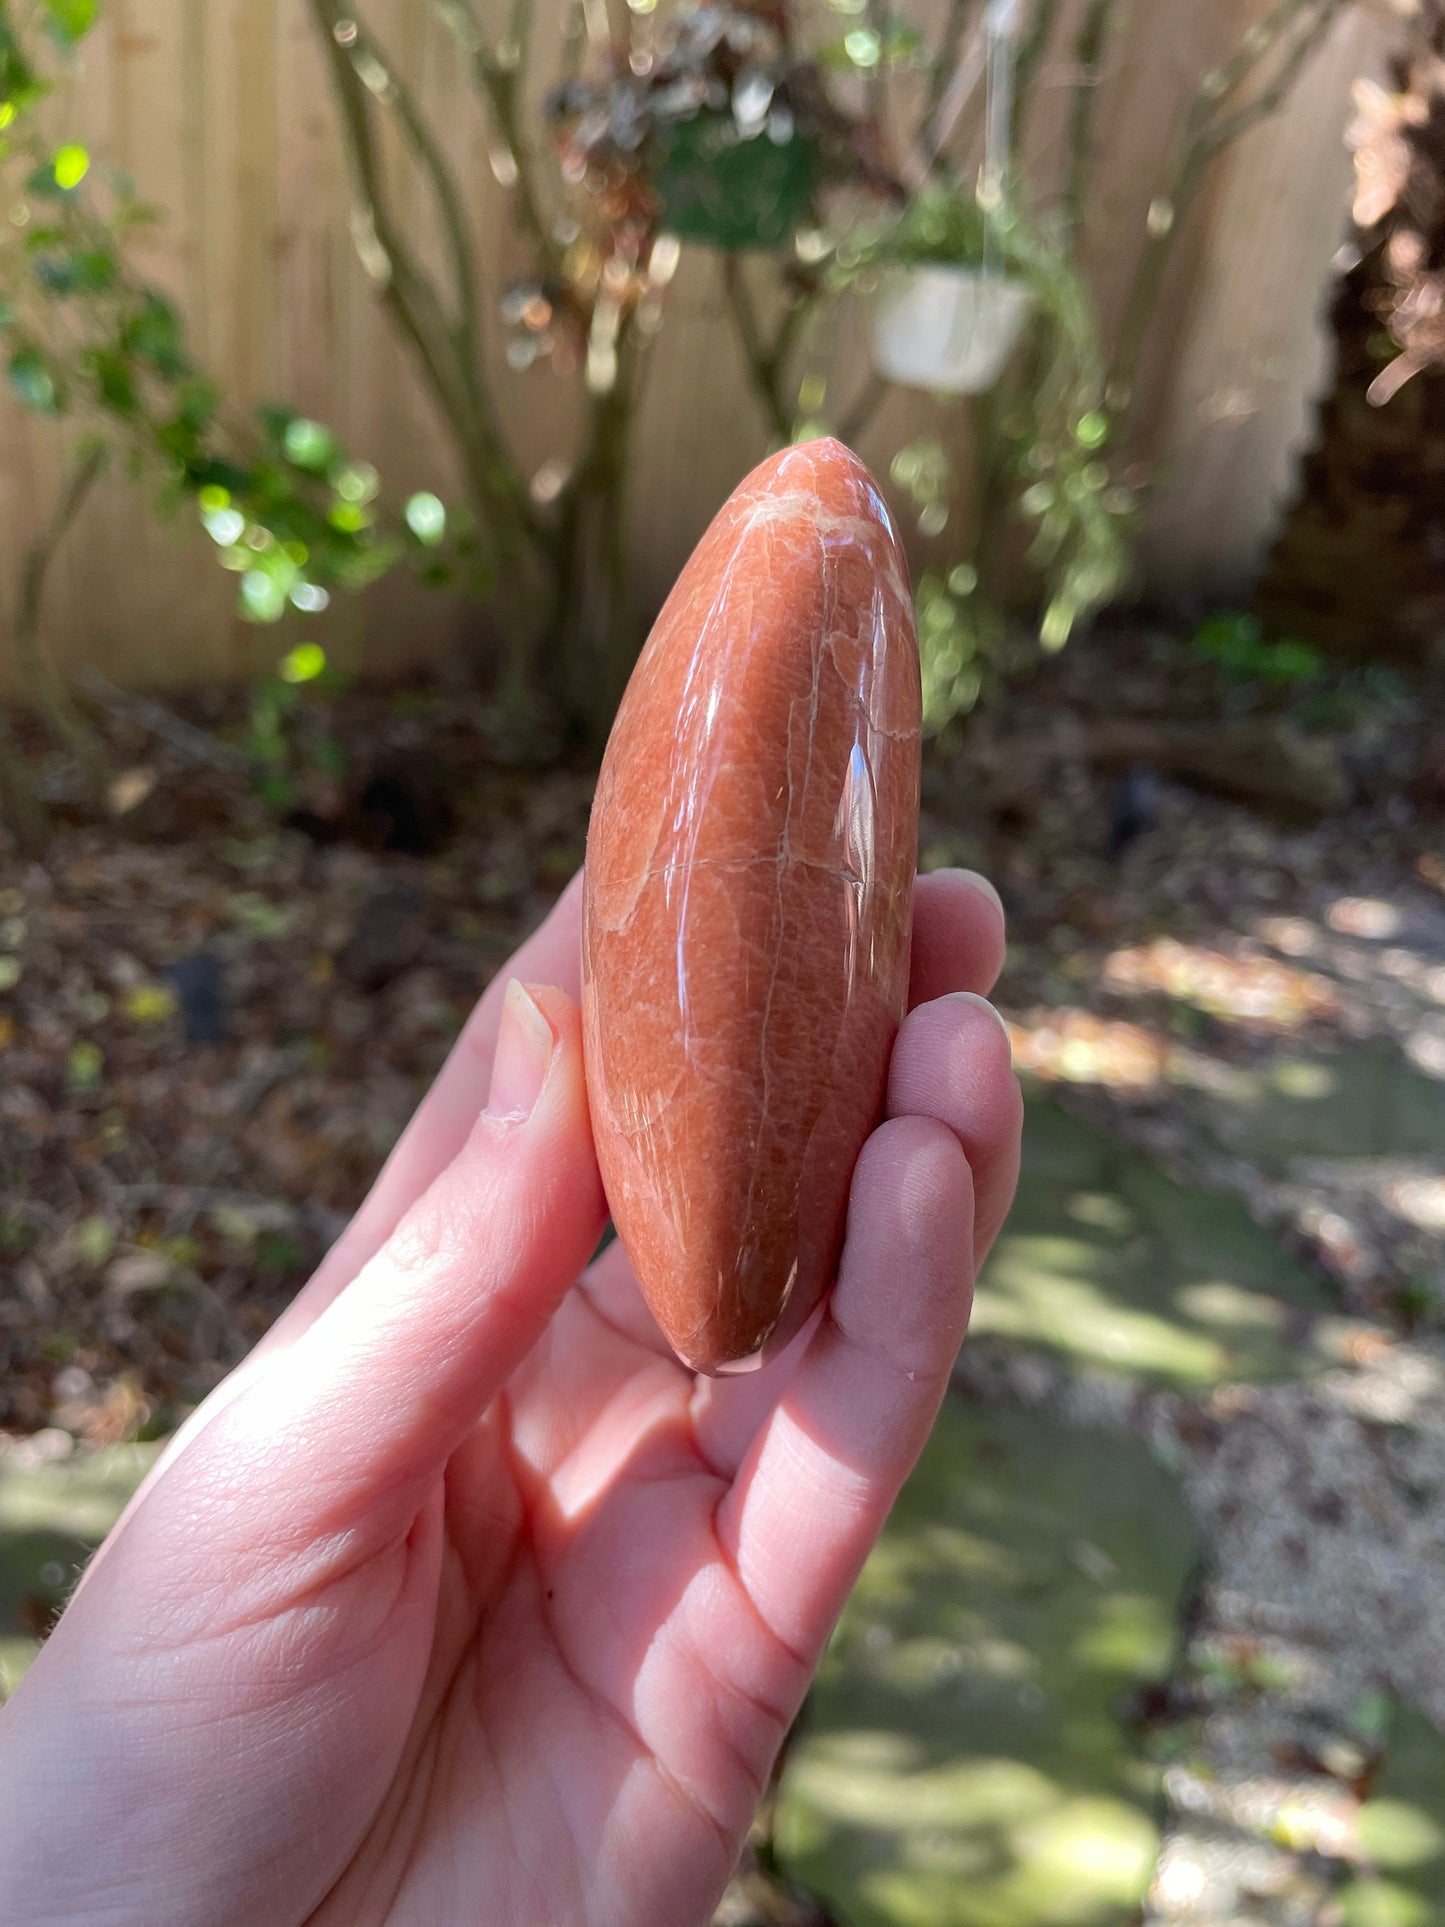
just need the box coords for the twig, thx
[106,1184,299,1218]
[431,0,564,279]
[14,446,109,803]
[75,668,247,771]
[863,0,894,125]
[723,257,789,441]
[1063,0,1116,242]
[1010,0,1061,160]
[906,18,988,187]
[0,703,48,853]
[346,10,482,372]
[1199,0,1349,159]
[922,0,981,135]
[837,372,889,447]
[308,0,540,563]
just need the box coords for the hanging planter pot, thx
[653,113,816,254]
[871,263,1033,395]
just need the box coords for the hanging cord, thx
[942,0,1023,366]
[980,0,1022,280]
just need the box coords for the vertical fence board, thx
[1137,5,1396,599]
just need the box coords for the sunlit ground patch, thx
[1102,937,1340,1033]
[1339,1704,1445,1925]
[974,1102,1342,1388]
[0,1441,159,1699]
[776,1400,1199,1927]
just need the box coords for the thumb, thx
[218,980,604,1533]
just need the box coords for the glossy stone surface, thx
[583,439,922,1373]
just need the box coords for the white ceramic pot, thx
[871,263,1033,395]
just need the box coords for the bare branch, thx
[346,11,482,367]
[921,0,981,136]
[1063,0,1116,241]
[14,445,109,802]
[431,0,563,279]
[308,0,541,560]
[723,256,790,441]
[76,668,247,770]
[906,18,988,187]
[1011,0,1061,160]
[1108,0,1350,411]
[1201,0,1350,158]
[837,371,888,447]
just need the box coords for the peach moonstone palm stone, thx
[582,438,923,1374]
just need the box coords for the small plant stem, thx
[14,446,109,805]
[722,257,796,443]
[1063,0,1116,243]
[1011,0,1062,160]
[838,372,889,448]
[309,0,542,582]
[431,0,564,279]
[0,704,48,853]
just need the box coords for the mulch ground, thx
[1,626,1440,1443]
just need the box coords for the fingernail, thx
[484,980,556,1123]
[956,869,1005,921]
[946,991,1014,1056]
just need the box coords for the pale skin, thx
[0,867,1022,1927]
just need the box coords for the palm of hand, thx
[0,870,1020,1927]
[314,1273,792,1927]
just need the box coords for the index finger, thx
[258,870,587,1353]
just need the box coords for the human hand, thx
[0,868,1021,1927]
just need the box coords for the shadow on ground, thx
[975,1099,1341,1388]
[1341,1703,1445,1926]
[775,1398,1199,1927]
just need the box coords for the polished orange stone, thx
[583,439,922,1373]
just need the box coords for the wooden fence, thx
[0,0,1398,692]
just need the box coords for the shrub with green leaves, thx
[1193,613,1322,688]
[0,0,461,648]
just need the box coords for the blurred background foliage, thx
[2,6,1445,1925]
[0,0,1386,836]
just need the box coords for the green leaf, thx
[91,350,139,415]
[201,504,247,547]
[67,1039,104,1090]
[71,1216,116,1266]
[842,25,881,65]
[34,246,116,295]
[239,564,295,624]
[7,344,58,412]
[122,293,187,378]
[42,0,98,47]
[281,416,338,474]
[184,455,248,497]
[123,983,178,1025]
[405,491,446,547]
[279,642,327,685]
[1075,410,1110,449]
[26,150,88,197]
[175,378,220,430]
[52,140,89,188]
[0,33,47,117]
[334,461,379,506]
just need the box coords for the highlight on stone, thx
[582,437,923,1374]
